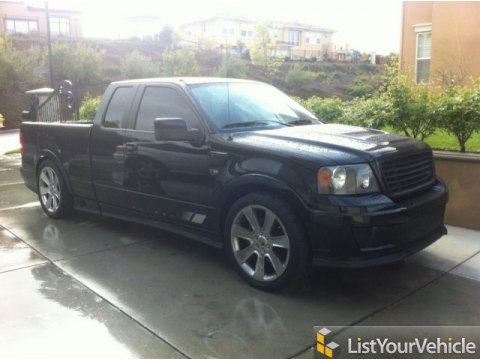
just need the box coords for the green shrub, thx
[436,82,480,152]
[383,63,438,140]
[344,96,392,129]
[122,50,159,79]
[345,74,383,98]
[162,49,199,76]
[300,96,345,123]
[285,64,317,91]
[216,56,246,78]
[79,95,102,119]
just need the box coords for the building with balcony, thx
[0,0,82,38]
[179,15,335,60]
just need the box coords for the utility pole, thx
[45,1,54,87]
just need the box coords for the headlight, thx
[317,164,379,195]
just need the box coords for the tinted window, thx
[103,87,134,128]
[135,87,198,132]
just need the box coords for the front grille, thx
[379,152,435,198]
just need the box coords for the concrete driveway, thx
[1,153,479,358]
[0,129,20,155]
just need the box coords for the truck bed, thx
[21,121,95,201]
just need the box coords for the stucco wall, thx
[401,1,480,84]
[434,152,480,230]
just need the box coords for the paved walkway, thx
[0,154,479,358]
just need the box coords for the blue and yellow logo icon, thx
[316,328,340,358]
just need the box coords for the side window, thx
[135,87,198,132]
[103,87,134,128]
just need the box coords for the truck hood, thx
[226,124,429,165]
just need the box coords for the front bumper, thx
[306,178,448,268]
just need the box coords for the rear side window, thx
[103,87,134,128]
[135,87,198,132]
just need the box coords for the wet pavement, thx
[1,153,479,358]
[0,129,20,155]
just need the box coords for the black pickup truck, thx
[20,78,448,290]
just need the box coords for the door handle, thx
[124,143,137,154]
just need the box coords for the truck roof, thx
[111,77,261,86]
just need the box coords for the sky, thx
[32,0,403,55]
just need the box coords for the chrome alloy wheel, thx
[39,166,61,213]
[231,205,291,282]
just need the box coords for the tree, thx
[161,49,199,76]
[250,24,282,77]
[156,25,175,48]
[122,50,159,79]
[51,42,103,88]
[0,36,43,93]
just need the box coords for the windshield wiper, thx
[287,119,314,125]
[223,120,289,129]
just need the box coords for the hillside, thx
[0,35,385,128]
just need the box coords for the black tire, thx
[224,192,311,291]
[37,159,73,219]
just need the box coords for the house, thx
[400,1,480,85]
[179,15,335,60]
[0,0,82,38]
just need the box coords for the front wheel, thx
[37,160,73,219]
[224,192,311,291]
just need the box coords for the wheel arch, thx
[36,150,73,194]
[217,175,310,243]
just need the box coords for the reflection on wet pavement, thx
[0,227,46,273]
[0,264,184,358]
[1,154,480,358]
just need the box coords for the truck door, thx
[123,85,215,230]
[90,85,137,210]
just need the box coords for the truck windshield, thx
[189,82,320,131]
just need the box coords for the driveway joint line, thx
[0,224,191,359]
[0,262,48,275]
[289,250,480,359]
[53,237,158,263]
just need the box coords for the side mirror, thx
[154,118,203,146]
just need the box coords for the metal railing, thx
[23,80,77,123]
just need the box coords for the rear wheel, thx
[224,192,310,291]
[37,160,73,219]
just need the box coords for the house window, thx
[416,31,431,84]
[241,30,253,37]
[288,30,300,46]
[222,27,234,35]
[50,17,70,36]
[305,32,321,44]
[305,32,311,44]
[5,19,38,34]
